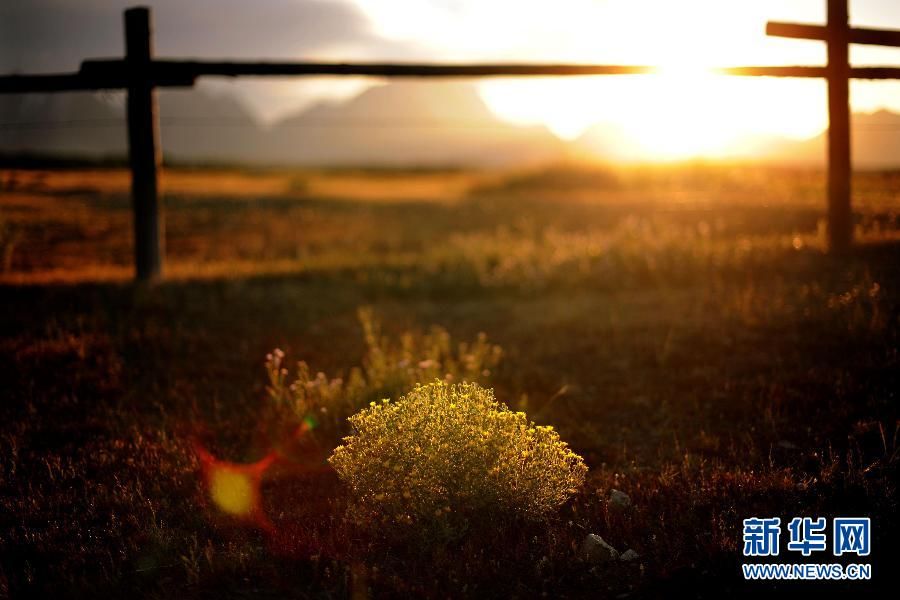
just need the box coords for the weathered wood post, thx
[125,7,163,280]
[826,0,852,253]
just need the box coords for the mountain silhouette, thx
[0,92,127,157]
[574,109,900,168]
[761,110,900,168]
[2,85,899,167]
[0,82,563,167]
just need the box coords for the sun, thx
[615,71,736,159]
[479,71,827,161]
[477,15,829,161]
[351,0,838,160]
[467,0,830,160]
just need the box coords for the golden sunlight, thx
[355,0,840,159]
[479,75,827,160]
[472,0,831,159]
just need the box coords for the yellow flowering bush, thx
[329,381,587,537]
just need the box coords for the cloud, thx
[0,0,421,73]
[0,0,425,121]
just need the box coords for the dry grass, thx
[0,162,898,598]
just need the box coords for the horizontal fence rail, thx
[4,62,900,95]
[767,21,900,46]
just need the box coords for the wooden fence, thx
[1,0,899,280]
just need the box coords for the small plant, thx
[264,309,502,438]
[328,381,587,538]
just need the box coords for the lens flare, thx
[210,465,259,516]
[195,443,277,529]
[194,416,318,531]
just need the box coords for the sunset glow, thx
[350,0,900,160]
[480,74,828,159]
[466,0,832,159]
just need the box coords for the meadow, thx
[0,161,898,598]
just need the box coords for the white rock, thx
[620,549,640,562]
[608,489,632,509]
[581,534,619,564]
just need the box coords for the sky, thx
[3,0,900,158]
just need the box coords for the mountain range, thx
[573,109,900,168]
[2,82,899,167]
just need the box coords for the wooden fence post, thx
[827,0,852,253]
[125,7,163,280]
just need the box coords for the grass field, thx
[1,162,898,598]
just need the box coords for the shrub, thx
[328,381,587,538]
